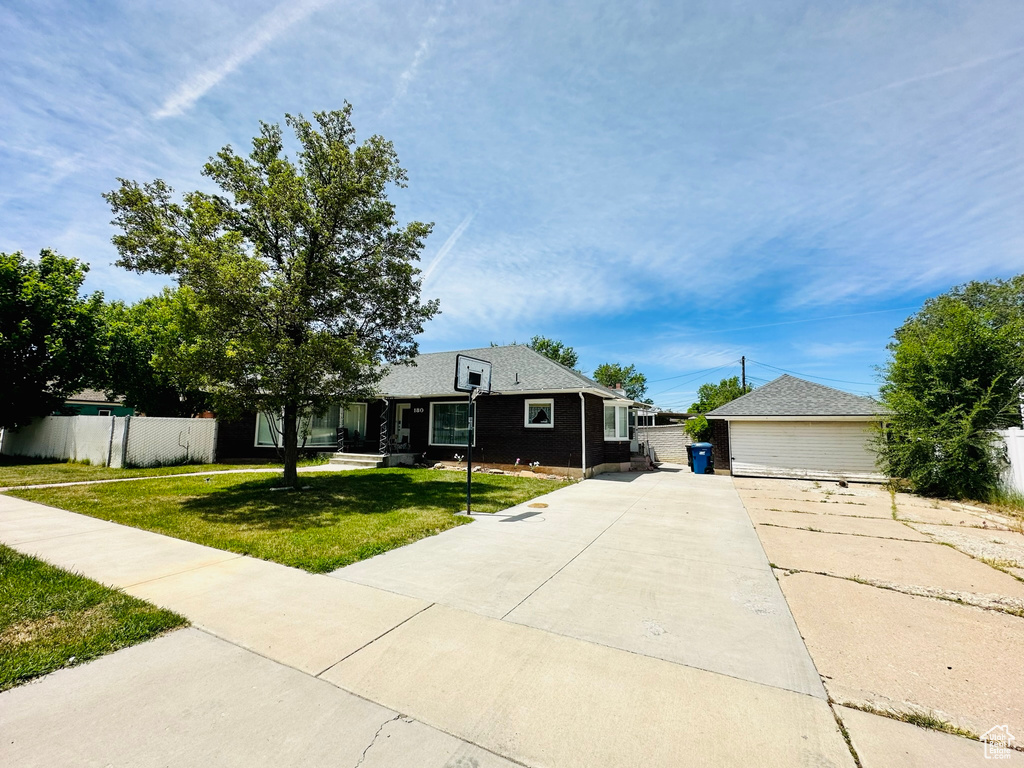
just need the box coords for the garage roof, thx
[706,375,883,418]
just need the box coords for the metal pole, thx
[741,356,746,392]
[466,389,473,514]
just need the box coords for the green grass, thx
[0,544,187,691]
[5,468,561,573]
[0,456,324,488]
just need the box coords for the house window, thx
[603,404,629,441]
[97,409,111,417]
[255,404,367,448]
[524,398,554,428]
[430,401,475,447]
[256,412,282,447]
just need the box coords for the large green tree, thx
[0,250,104,429]
[878,278,1024,500]
[685,376,751,441]
[100,289,208,417]
[593,362,648,402]
[105,107,439,487]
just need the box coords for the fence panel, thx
[71,416,115,466]
[998,428,1024,494]
[2,415,218,468]
[124,417,217,467]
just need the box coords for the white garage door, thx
[730,420,883,482]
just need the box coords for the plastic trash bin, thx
[691,442,713,474]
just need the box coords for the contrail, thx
[782,44,1024,120]
[154,0,331,119]
[422,211,474,287]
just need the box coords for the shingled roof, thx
[705,375,883,418]
[378,345,625,399]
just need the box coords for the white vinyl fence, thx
[0,415,218,468]
[998,428,1024,494]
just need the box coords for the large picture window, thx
[524,398,554,428]
[430,401,475,447]
[603,404,630,441]
[255,404,367,448]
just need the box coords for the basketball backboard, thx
[454,354,492,393]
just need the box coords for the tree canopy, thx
[528,336,579,370]
[104,107,439,487]
[593,364,647,405]
[593,363,648,402]
[99,289,208,417]
[690,376,750,414]
[684,376,751,441]
[878,276,1024,500]
[0,250,104,429]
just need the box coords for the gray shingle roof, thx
[378,345,624,398]
[66,389,123,404]
[705,375,883,418]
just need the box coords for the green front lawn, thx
[0,457,304,488]
[0,544,187,691]
[6,469,561,573]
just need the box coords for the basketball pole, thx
[466,388,474,514]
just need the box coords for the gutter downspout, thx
[579,392,587,479]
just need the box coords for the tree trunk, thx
[282,401,299,489]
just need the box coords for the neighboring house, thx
[705,375,886,482]
[62,389,134,417]
[216,345,638,477]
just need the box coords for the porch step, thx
[328,452,385,469]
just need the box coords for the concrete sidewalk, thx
[1,469,855,767]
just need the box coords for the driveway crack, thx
[354,713,406,767]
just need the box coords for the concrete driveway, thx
[2,467,857,767]
[333,466,824,696]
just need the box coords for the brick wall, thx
[709,418,731,471]
[216,414,280,461]
[408,393,592,470]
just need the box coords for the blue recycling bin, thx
[691,442,713,474]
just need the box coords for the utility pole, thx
[741,356,746,392]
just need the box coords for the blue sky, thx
[2,1,1022,410]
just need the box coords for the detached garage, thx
[706,375,886,483]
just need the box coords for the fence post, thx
[120,415,131,468]
[106,415,116,467]
[211,419,219,463]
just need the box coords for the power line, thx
[647,361,741,384]
[745,358,878,387]
[648,360,741,399]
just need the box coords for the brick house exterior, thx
[217,345,637,477]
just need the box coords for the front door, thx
[395,403,411,450]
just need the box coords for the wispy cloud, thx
[781,44,1024,120]
[153,0,331,119]
[421,211,474,288]
[386,2,445,112]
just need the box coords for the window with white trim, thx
[603,404,629,440]
[524,398,554,428]
[430,401,475,447]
